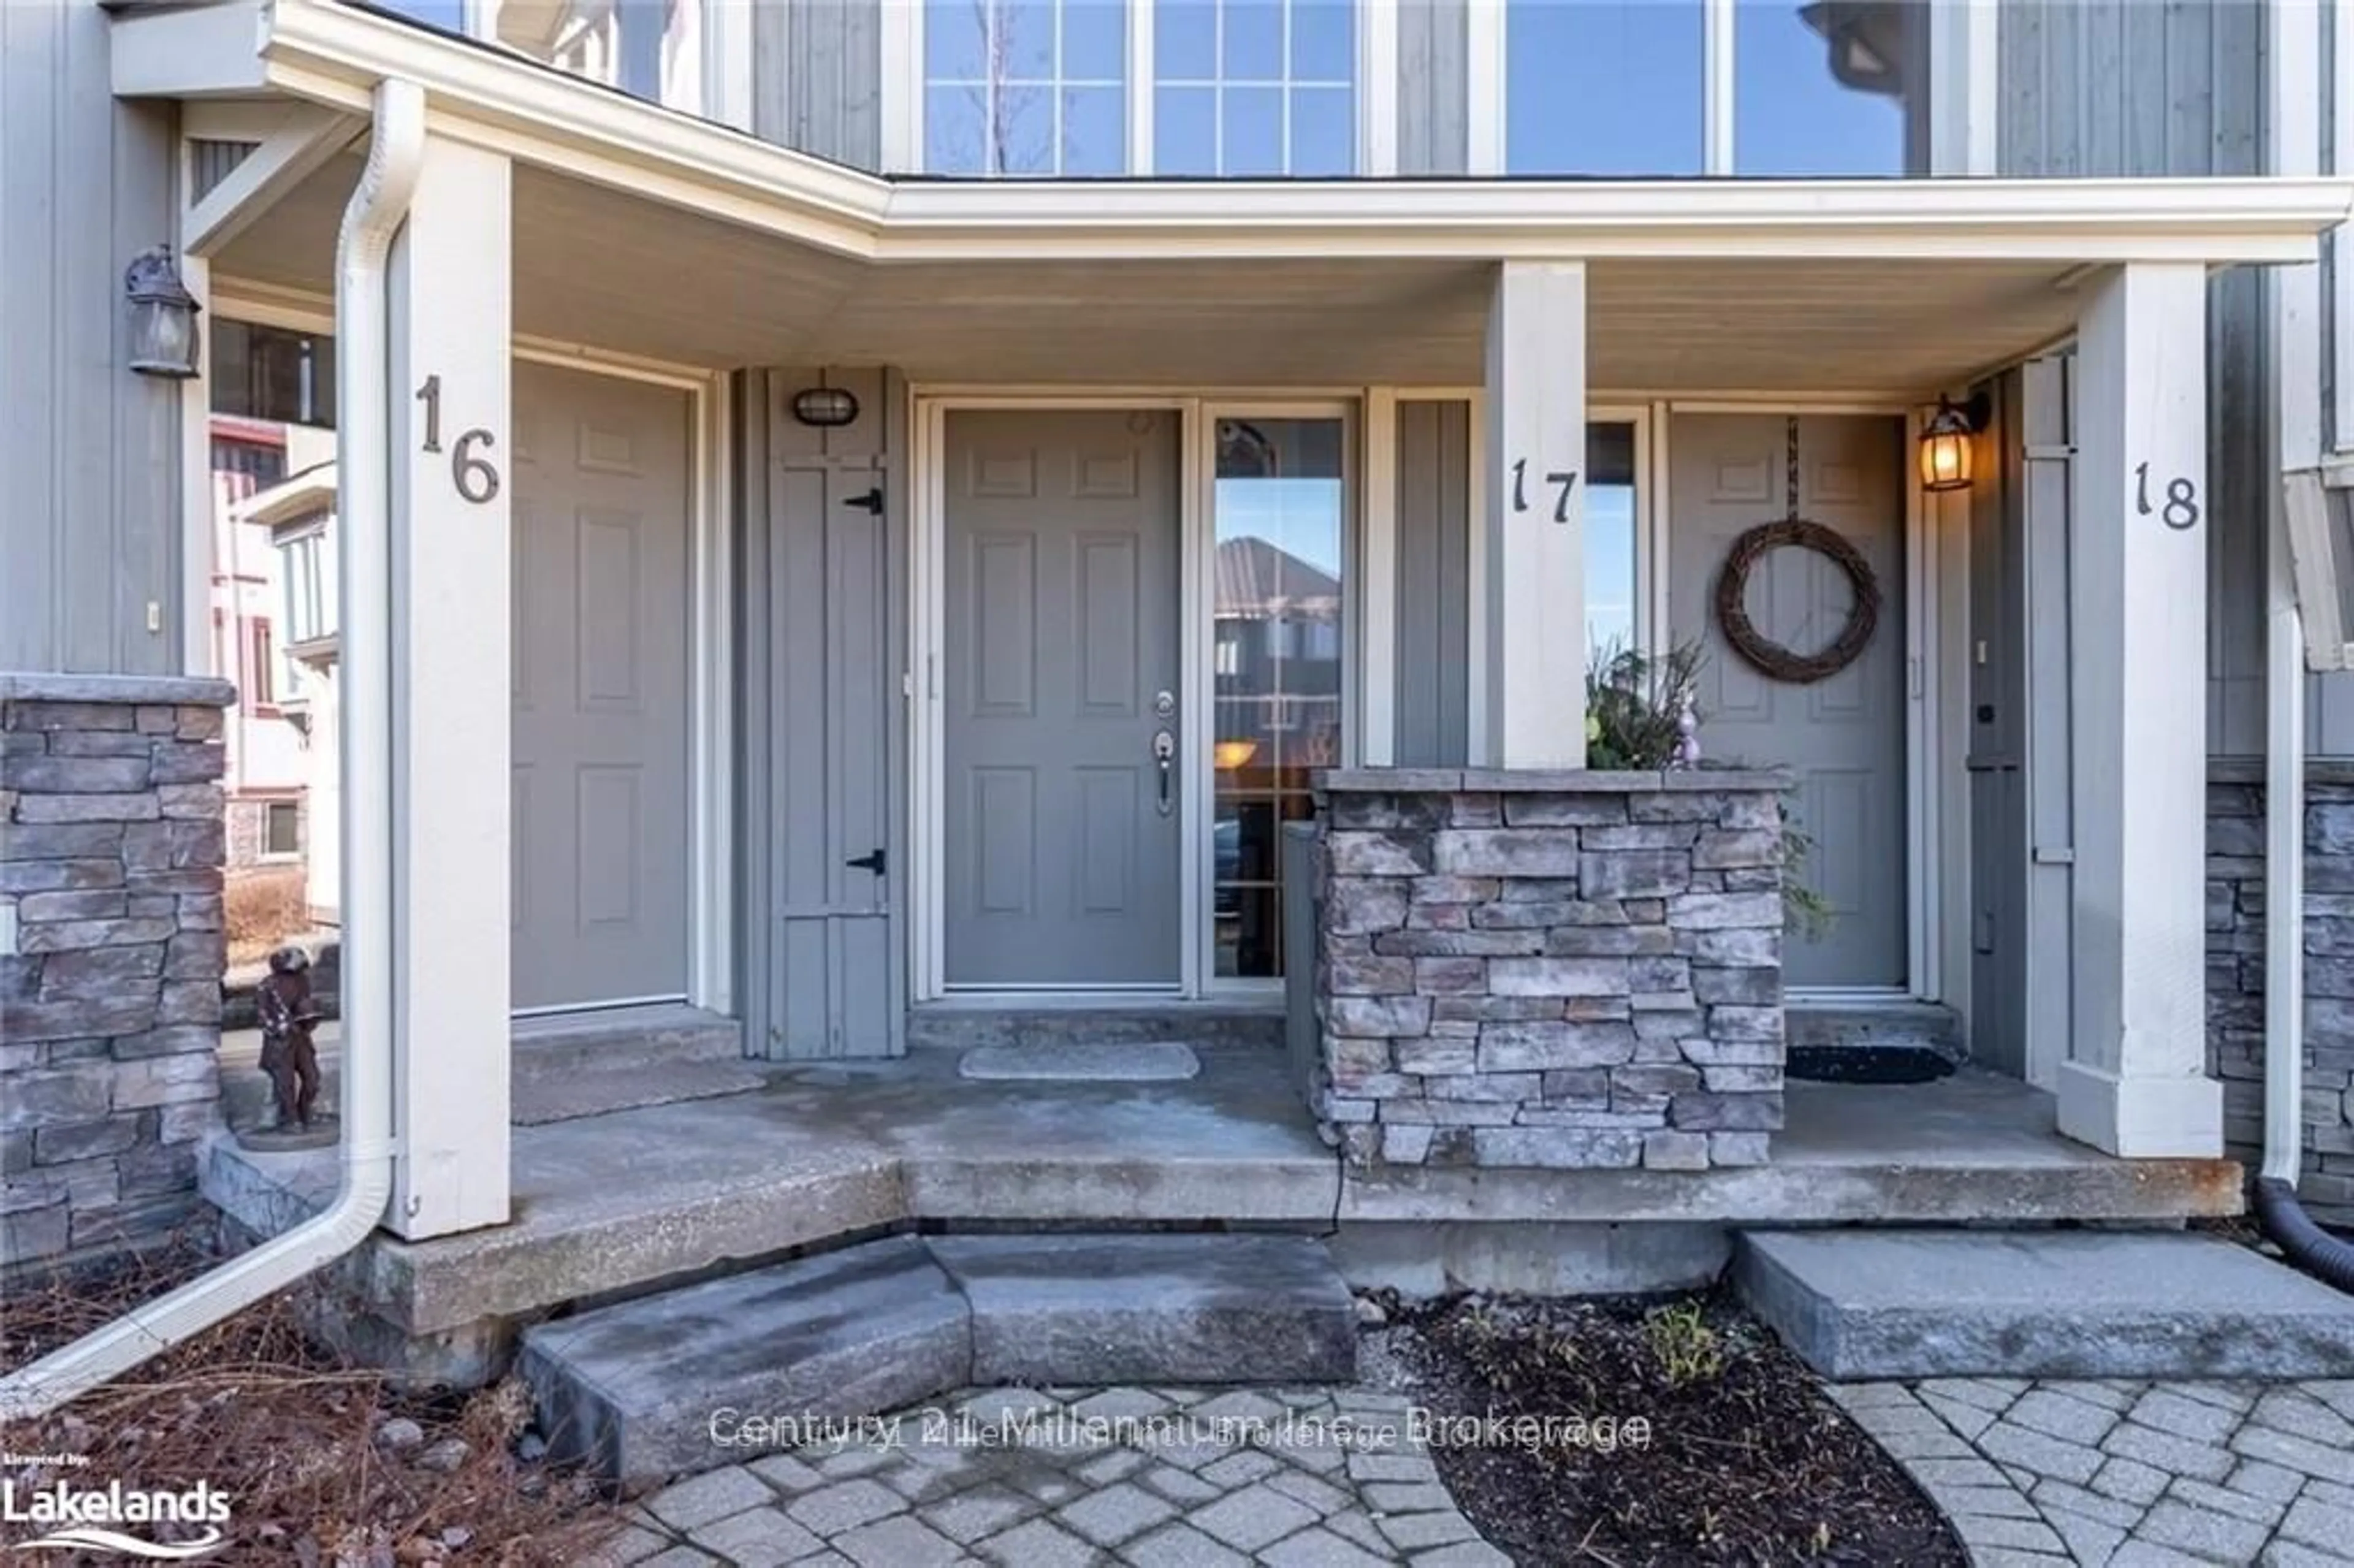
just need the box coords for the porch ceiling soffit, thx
[129,0,2354,271]
[214,161,2090,389]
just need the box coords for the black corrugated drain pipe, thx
[2252,1179,2354,1295]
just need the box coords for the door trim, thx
[511,343,734,1018]
[912,395,1200,1002]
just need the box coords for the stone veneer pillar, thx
[2,674,237,1274]
[2207,760,2354,1223]
[1312,768,1789,1172]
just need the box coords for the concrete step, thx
[220,1006,745,1135]
[929,1232,1358,1387]
[511,1004,742,1080]
[1735,1228,2354,1380]
[905,1003,1284,1054]
[518,1230,1357,1488]
[1786,1002,1963,1059]
[520,1236,969,1486]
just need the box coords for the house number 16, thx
[415,375,502,506]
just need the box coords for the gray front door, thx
[943,409,1183,988]
[1669,413,1908,989]
[511,361,692,1011]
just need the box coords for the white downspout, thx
[0,80,425,1421]
[2265,488,2307,1190]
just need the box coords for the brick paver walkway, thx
[1837,1377,2354,1566]
[585,1387,1508,1567]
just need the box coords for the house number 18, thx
[2133,462,2199,531]
[415,375,502,506]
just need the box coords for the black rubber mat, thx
[1784,1045,1957,1085]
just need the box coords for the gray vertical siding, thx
[1,0,180,676]
[1998,0,2323,755]
[189,139,256,202]
[1393,398,1471,767]
[737,366,906,1059]
[1398,0,1469,176]
[752,0,883,172]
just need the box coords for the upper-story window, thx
[910,0,1359,177]
[1506,1,1705,177]
[1504,0,1930,177]
[1154,0,1357,177]
[372,0,706,116]
[924,0,1131,175]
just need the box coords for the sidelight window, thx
[1211,414,1347,980]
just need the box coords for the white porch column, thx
[383,137,513,1236]
[1481,261,1589,769]
[2059,262,2222,1158]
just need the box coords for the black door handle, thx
[845,848,886,877]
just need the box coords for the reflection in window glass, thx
[376,0,703,110]
[1155,0,1357,177]
[1586,424,1639,656]
[1734,0,1927,175]
[926,0,1129,175]
[371,1,465,32]
[211,321,337,430]
[1213,417,1345,978]
[1506,1,1705,176]
[504,0,701,110]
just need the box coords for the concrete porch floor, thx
[201,1048,2242,1378]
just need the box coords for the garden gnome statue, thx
[245,945,334,1150]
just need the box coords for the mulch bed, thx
[1374,1288,1967,1567]
[0,1233,615,1566]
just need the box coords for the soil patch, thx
[1,1234,616,1565]
[1374,1289,1965,1567]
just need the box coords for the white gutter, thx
[173,0,2353,266]
[0,79,424,1421]
[2266,484,2308,1189]
[2261,0,2320,1193]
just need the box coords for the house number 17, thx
[1509,459,1581,524]
[414,375,503,506]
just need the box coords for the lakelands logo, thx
[1,1477,232,1559]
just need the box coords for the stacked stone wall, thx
[1314,770,1787,1172]
[2,675,236,1274]
[2208,762,2354,1222]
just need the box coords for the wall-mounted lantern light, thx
[125,246,201,379]
[791,385,859,428]
[1918,392,1987,493]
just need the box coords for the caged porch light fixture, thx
[1918,392,1988,493]
[791,385,860,428]
[124,246,201,379]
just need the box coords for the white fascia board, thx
[259,0,889,257]
[111,0,270,97]
[237,0,2352,268]
[875,178,2354,264]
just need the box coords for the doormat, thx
[1785,1045,1957,1086]
[958,1041,1203,1082]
